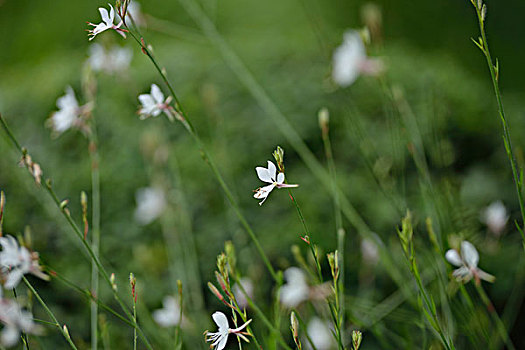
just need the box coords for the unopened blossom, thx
[205,311,252,350]
[332,30,383,87]
[445,240,495,284]
[48,87,82,134]
[481,201,509,236]
[0,299,42,347]
[232,277,254,309]
[88,4,127,41]
[253,161,298,205]
[134,187,166,225]
[280,267,309,307]
[152,296,181,327]
[88,44,132,74]
[306,317,334,350]
[0,235,48,289]
[138,84,174,120]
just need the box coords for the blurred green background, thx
[1,0,525,348]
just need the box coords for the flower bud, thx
[110,273,117,291]
[290,311,302,349]
[273,146,285,172]
[318,107,329,132]
[352,330,363,349]
[0,191,5,235]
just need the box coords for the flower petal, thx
[212,311,229,332]
[99,7,110,24]
[267,161,277,181]
[150,84,165,104]
[108,4,115,23]
[253,184,275,200]
[461,241,479,268]
[255,167,273,183]
[276,172,285,184]
[445,249,462,267]
[452,266,472,282]
[216,333,229,350]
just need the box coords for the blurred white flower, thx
[134,187,166,225]
[0,299,42,347]
[88,44,132,74]
[253,161,298,205]
[48,87,81,134]
[360,238,379,265]
[0,235,47,289]
[152,296,181,327]
[306,317,334,350]
[205,311,252,350]
[88,4,126,41]
[127,1,145,26]
[481,201,509,236]
[138,84,174,120]
[232,277,254,309]
[332,30,383,87]
[280,267,309,307]
[445,240,495,284]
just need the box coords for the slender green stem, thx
[88,120,101,350]
[471,1,525,245]
[0,115,153,350]
[320,117,345,343]
[23,277,79,350]
[474,282,515,350]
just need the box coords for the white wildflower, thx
[253,161,298,205]
[332,30,383,87]
[445,240,495,284]
[481,201,509,236]
[306,317,334,350]
[280,267,309,307]
[48,87,81,134]
[134,187,166,225]
[87,4,126,41]
[361,238,379,265]
[138,84,174,120]
[152,296,181,327]
[88,44,132,74]
[0,236,47,289]
[0,299,42,347]
[205,311,252,350]
[232,277,254,309]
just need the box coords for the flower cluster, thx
[87,44,132,74]
[445,240,495,284]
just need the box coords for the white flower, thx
[481,201,509,236]
[88,44,132,74]
[445,240,495,284]
[48,87,81,134]
[280,267,310,307]
[306,317,334,350]
[134,187,166,225]
[205,311,252,350]
[0,236,47,289]
[0,299,42,347]
[361,238,379,265]
[124,1,145,26]
[253,161,298,205]
[152,296,181,327]
[332,30,383,87]
[232,277,253,309]
[138,84,174,120]
[88,4,127,41]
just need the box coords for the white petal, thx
[108,4,115,24]
[267,161,277,181]
[1,326,18,347]
[253,184,275,199]
[461,241,479,268]
[99,7,110,24]
[307,318,333,350]
[276,172,285,184]
[216,333,229,350]
[452,266,472,282]
[445,249,462,267]
[332,30,366,87]
[255,166,273,183]
[212,312,229,332]
[150,84,165,104]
